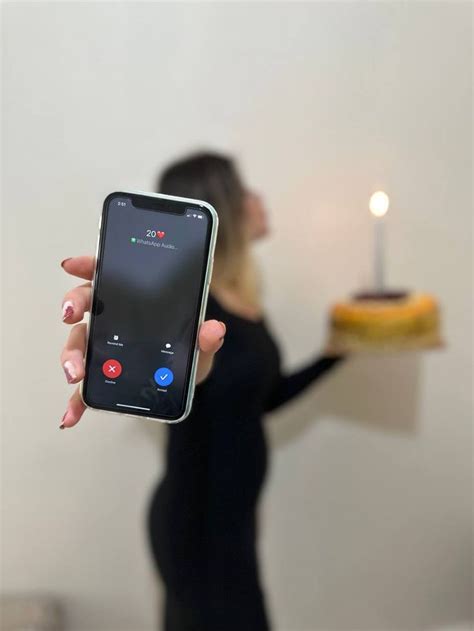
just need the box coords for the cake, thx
[326,291,443,354]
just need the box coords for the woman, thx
[59,152,343,630]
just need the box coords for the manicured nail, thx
[63,360,77,384]
[60,257,72,268]
[219,321,226,339]
[62,300,74,321]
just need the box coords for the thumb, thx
[196,319,226,383]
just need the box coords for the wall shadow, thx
[268,353,423,447]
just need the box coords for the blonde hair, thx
[158,151,261,309]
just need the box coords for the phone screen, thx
[82,192,214,421]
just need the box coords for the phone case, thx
[80,190,219,423]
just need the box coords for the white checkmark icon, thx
[160,374,168,380]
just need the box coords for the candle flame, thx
[369,191,389,217]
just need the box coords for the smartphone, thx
[81,190,218,423]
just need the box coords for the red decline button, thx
[102,359,122,379]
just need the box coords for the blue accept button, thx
[154,367,174,387]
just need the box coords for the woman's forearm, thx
[264,355,344,413]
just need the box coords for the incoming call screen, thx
[83,193,212,420]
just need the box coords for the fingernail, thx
[63,360,77,384]
[59,411,67,429]
[60,257,72,268]
[62,300,74,321]
[219,321,226,339]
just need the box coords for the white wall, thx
[1,3,472,630]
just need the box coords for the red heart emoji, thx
[157,231,165,239]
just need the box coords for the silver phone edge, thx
[79,189,219,424]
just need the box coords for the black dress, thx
[146,294,342,631]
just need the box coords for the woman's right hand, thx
[59,256,226,429]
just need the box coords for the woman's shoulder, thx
[206,292,266,326]
[205,292,225,320]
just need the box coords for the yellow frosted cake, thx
[326,291,442,354]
